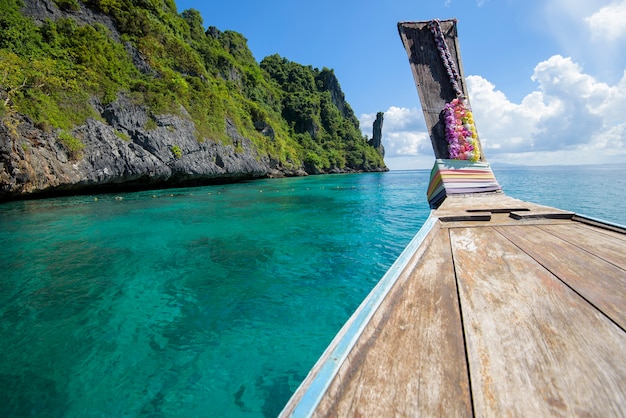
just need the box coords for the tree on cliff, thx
[0,0,385,172]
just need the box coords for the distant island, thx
[0,0,386,201]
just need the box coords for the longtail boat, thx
[280,19,626,417]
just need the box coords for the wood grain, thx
[282,194,626,416]
[450,226,626,417]
[497,224,626,330]
[538,223,626,270]
[398,20,480,160]
[314,228,472,417]
[574,216,626,238]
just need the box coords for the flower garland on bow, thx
[443,98,480,161]
[429,19,481,161]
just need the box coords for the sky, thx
[174,0,626,170]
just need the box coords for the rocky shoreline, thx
[0,95,386,202]
[0,0,387,202]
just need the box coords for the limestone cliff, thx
[368,112,385,157]
[0,96,292,200]
[0,0,387,201]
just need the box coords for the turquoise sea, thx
[1,165,624,417]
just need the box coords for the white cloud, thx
[383,106,425,131]
[360,107,433,169]
[585,0,626,40]
[367,54,626,169]
[360,106,430,157]
[538,0,626,85]
[473,55,626,163]
[385,131,430,155]
[466,75,555,153]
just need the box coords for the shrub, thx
[0,0,386,174]
[53,0,80,12]
[58,129,85,159]
[171,144,182,158]
[114,130,130,141]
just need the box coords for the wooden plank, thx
[440,212,491,222]
[433,193,571,220]
[497,224,626,330]
[439,215,572,230]
[467,208,530,213]
[509,211,574,220]
[398,20,482,160]
[280,216,441,417]
[538,223,626,270]
[575,219,626,242]
[314,228,472,417]
[450,226,626,417]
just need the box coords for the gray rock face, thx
[368,112,385,157]
[0,96,271,201]
[0,0,385,202]
[22,0,120,40]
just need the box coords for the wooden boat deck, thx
[281,18,625,418]
[280,193,626,417]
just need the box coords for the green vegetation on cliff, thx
[0,0,385,173]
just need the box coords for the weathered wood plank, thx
[572,215,626,241]
[314,228,471,417]
[440,212,492,222]
[398,20,481,160]
[538,223,626,271]
[280,217,441,417]
[497,224,626,330]
[575,219,626,242]
[509,211,574,220]
[450,226,626,417]
[434,193,571,220]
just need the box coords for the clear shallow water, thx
[1,166,624,417]
[0,172,431,417]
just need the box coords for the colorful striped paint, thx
[427,159,501,208]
